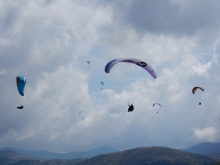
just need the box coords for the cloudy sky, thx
[1,0,220,152]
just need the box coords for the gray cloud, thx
[104,0,220,48]
[113,0,220,34]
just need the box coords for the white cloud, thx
[192,127,218,142]
[0,70,7,75]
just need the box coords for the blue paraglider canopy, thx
[16,76,26,96]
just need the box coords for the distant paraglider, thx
[192,87,204,94]
[87,61,90,68]
[192,87,204,105]
[17,105,24,109]
[16,76,26,109]
[79,111,88,119]
[153,103,161,107]
[101,81,104,90]
[79,111,88,114]
[128,104,134,112]
[153,103,161,113]
[105,58,157,79]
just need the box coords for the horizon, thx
[1,141,218,153]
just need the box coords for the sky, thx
[1,0,220,153]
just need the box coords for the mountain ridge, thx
[182,142,220,156]
[0,146,118,160]
[0,145,220,165]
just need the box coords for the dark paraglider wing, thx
[192,87,204,94]
[79,111,88,114]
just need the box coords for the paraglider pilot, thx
[17,105,24,109]
[128,104,134,112]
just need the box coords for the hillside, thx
[0,150,25,157]
[76,146,219,165]
[182,142,220,156]
[0,149,86,165]
[11,159,85,165]
[0,149,34,165]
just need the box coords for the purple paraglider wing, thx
[153,103,161,107]
[104,58,157,79]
